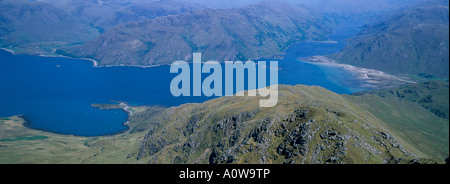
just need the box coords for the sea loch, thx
[0,21,370,136]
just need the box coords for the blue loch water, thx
[0,21,365,136]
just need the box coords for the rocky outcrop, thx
[135,85,424,164]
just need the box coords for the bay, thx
[0,21,366,136]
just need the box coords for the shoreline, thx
[17,101,134,138]
[300,55,414,82]
[0,47,101,67]
[310,40,339,44]
[38,53,99,67]
[1,38,324,69]
[0,48,165,68]
[0,48,15,54]
[300,55,416,89]
[20,117,130,138]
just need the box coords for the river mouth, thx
[0,21,385,136]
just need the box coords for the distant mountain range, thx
[292,0,421,19]
[61,1,334,66]
[2,0,441,70]
[328,0,449,78]
[0,0,203,54]
[50,0,204,32]
[0,0,100,53]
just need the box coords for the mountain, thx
[177,0,417,13]
[0,0,100,54]
[50,0,204,32]
[1,83,447,163]
[293,0,392,16]
[347,81,449,160]
[136,84,447,164]
[281,0,423,21]
[61,1,333,66]
[0,0,204,54]
[328,0,449,78]
[352,81,449,118]
[175,0,261,9]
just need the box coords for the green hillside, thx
[0,0,203,55]
[352,81,449,118]
[329,1,449,78]
[135,85,419,164]
[346,81,449,160]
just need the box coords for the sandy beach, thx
[36,54,166,68]
[0,48,15,54]
[300,55,415,89]
[1,48,166,68]
[37,53,99,67]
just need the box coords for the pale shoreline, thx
[0,47,164,68]
[0,48,15,54]
[38,53,100,67]
[91,101,134,127]
[300,55,415,89]
[1,48,279,69]
[38,54,163,68]
[1,38,325,69]
[310,40,339,44]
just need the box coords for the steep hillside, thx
[50,0,204,32]
[346,81,449,160]
[0,0,100,54]
[294,0,392,17]
[0,0,204,54]
[328,1,449,78]
[283,0,423,21]
[352,81,449,118]
[175,0,260,9]
[136,85,437,164]
[61,1,333,66]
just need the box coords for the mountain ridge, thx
[328,1,449,78]
[136,84,448,163]
[60,1,334,66]
[0,0,100,53]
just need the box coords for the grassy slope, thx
[352,81,449,118]
[136,85,432,164]
[346,95,448,160]
[345,81,449,160]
